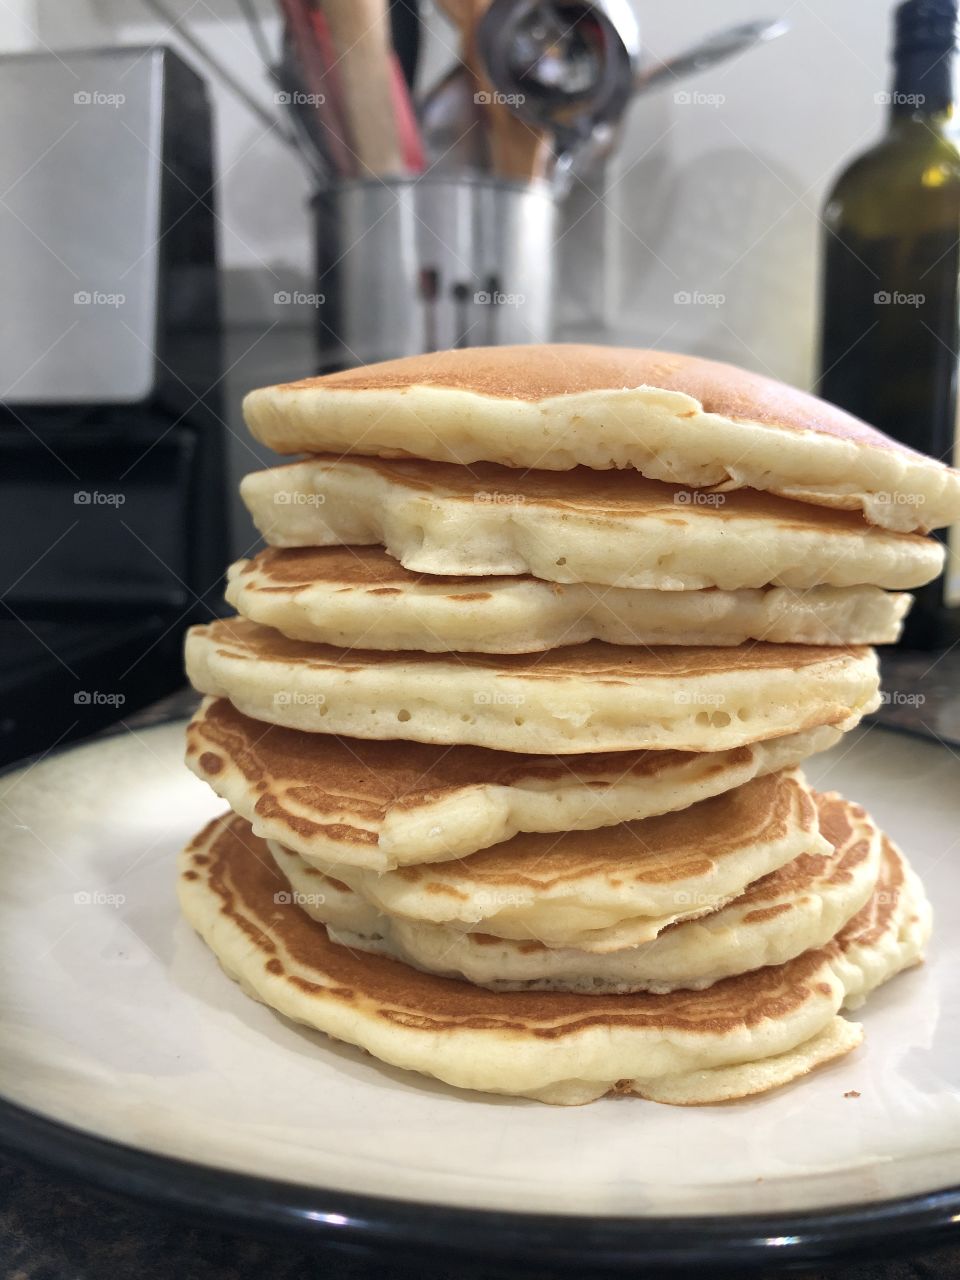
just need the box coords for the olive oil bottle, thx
[817,0,960,648]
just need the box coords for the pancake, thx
[241,345,960,534]
[177,811,863,1105]
[186,697,847,869]
[226,547,911,651]
[184,618,881,755]
[265,770,829,951]
[640,834,929,1106]
[274,792,884,992]
[829,828,932,1010]
[240,457,942,592]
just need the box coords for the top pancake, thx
[241,345,960,534]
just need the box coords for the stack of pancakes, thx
[180,345,956,1106]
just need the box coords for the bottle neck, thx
[890,48,960,129]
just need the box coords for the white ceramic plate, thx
[1,719,959,1267]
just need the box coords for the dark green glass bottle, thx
[817,0,960,648]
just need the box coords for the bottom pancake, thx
[177,814,928,1104]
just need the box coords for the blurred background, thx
[1,0,957,764]
[2,0,901,379]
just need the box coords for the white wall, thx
[611,0,894,385]
[12,0,899,385]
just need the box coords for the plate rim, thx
[2,1093,959,1270]
[3,719,960,1269]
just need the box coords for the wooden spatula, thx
[321,0,407,176]
[461,0,551,181]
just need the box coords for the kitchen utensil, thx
[390,0,422,91]
[433,0,474,26]
[319,0,408,176]
[278,0,356,177]
[273,38,336,181]
[388,46,428,170]
[418,62,490,171]
[315,1,424,173]
[465,0,551,179]
[476,4,788,188]
[476,0,638,154]
[633,18,789,95]
[235,0,275,71]
[233,0,334,181]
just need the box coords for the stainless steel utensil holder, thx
[314,176,556,366]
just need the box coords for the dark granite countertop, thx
[3,1148,960,1280]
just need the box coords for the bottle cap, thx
[895,0,959,56]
